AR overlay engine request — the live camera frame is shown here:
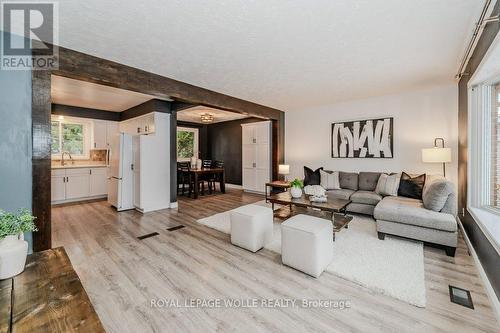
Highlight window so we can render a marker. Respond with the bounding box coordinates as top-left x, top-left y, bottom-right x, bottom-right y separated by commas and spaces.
177, 127, 199, 161
492, 85, 500, 208
51, 116, 91, 159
